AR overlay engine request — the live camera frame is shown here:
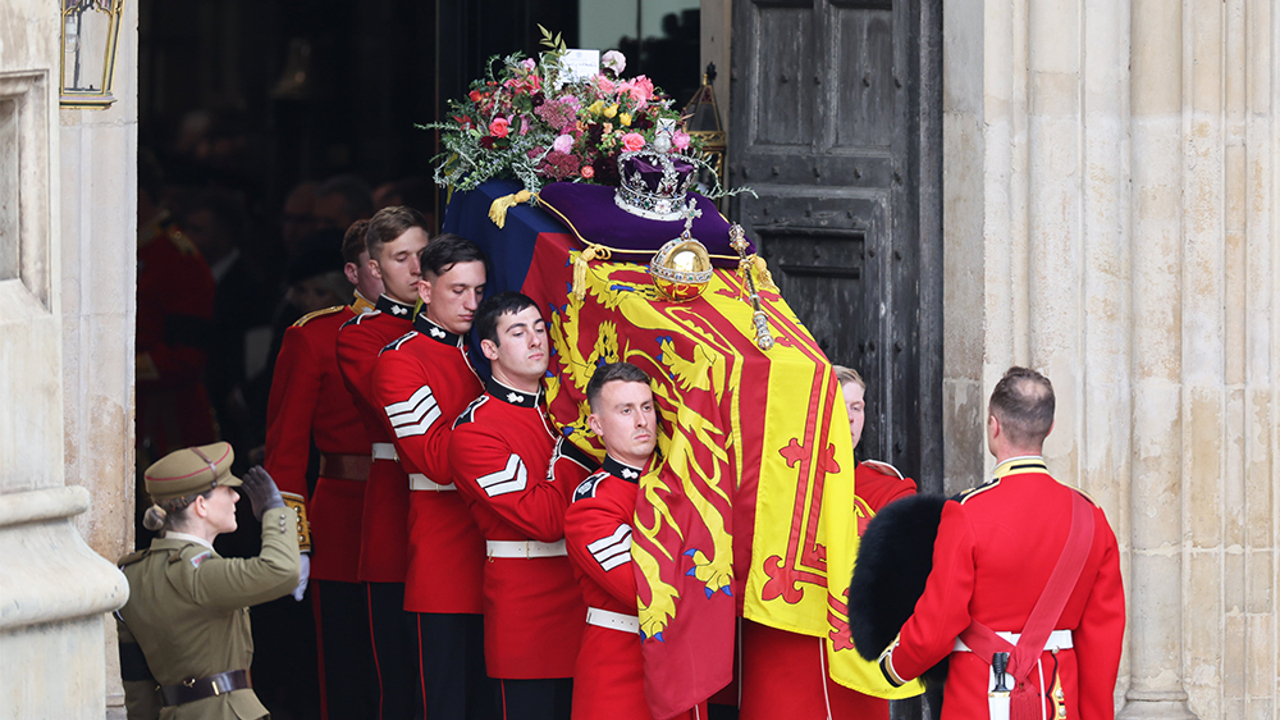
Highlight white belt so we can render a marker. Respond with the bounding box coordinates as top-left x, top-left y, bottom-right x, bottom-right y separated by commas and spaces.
371, 443, 398, 461
410, 473, 455, 491
953, 629, 1073, 653
486, 539, 567, 559
586, 607, 639, 634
